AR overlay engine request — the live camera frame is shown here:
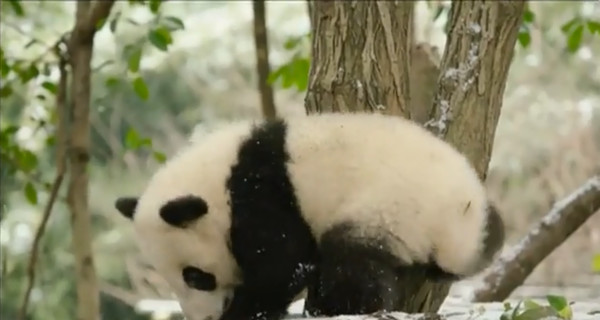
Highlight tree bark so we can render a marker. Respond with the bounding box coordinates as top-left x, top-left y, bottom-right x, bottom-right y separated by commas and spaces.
252, 0, 277, 119
425, 0, 526, 180
472, 176, 600, 302
306, 0, 525, 314
67, 1, 115, 320
305, 1, 412, 116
